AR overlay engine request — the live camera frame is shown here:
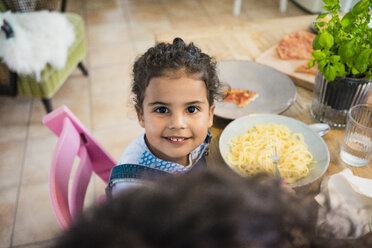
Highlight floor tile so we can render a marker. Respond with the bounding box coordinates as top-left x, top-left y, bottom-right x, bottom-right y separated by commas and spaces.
241, 0, 306, 21
210, 13, 252, 26
162, 0, 206, 19
93, 122, 143, 162
88, 42, 135, 68
131, 18, 172, 35
126, 4, 168, 23
27, 101, 54, 140
86, 9, 126, 25
127, 22, 161, 40
0, 187, 18, 248
121, 0, 161, 10
201, 0, 235, 16
132, 39, 156, 56
13, 239, 56, 248
93, 174, 107, 200
0, 141, 24, 190
53, 76, 91, 128
90, 62, 132, 97
21, 136, 57, 185
65, 0, 85, 13
84, 177, 96, 209
125, 5, 172, 37
87, 22, 131, 47
54, 74, 90, 101
0, 97, 31, 144
12, 182, 61, 246
169, 15, 213, 30
91, 90, 134, 130
86, 0, 120, 11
